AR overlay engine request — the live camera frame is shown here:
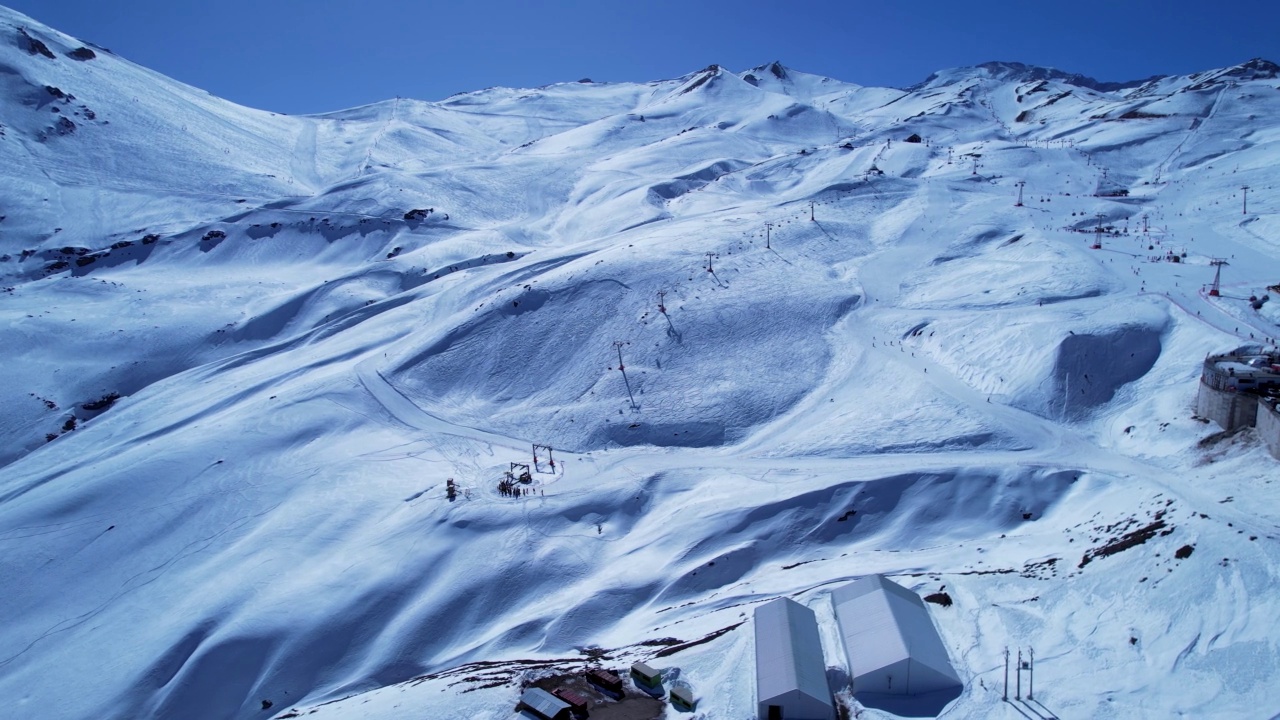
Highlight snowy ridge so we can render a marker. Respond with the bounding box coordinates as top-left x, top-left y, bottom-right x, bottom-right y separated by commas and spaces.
2, 5, 1280, 719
